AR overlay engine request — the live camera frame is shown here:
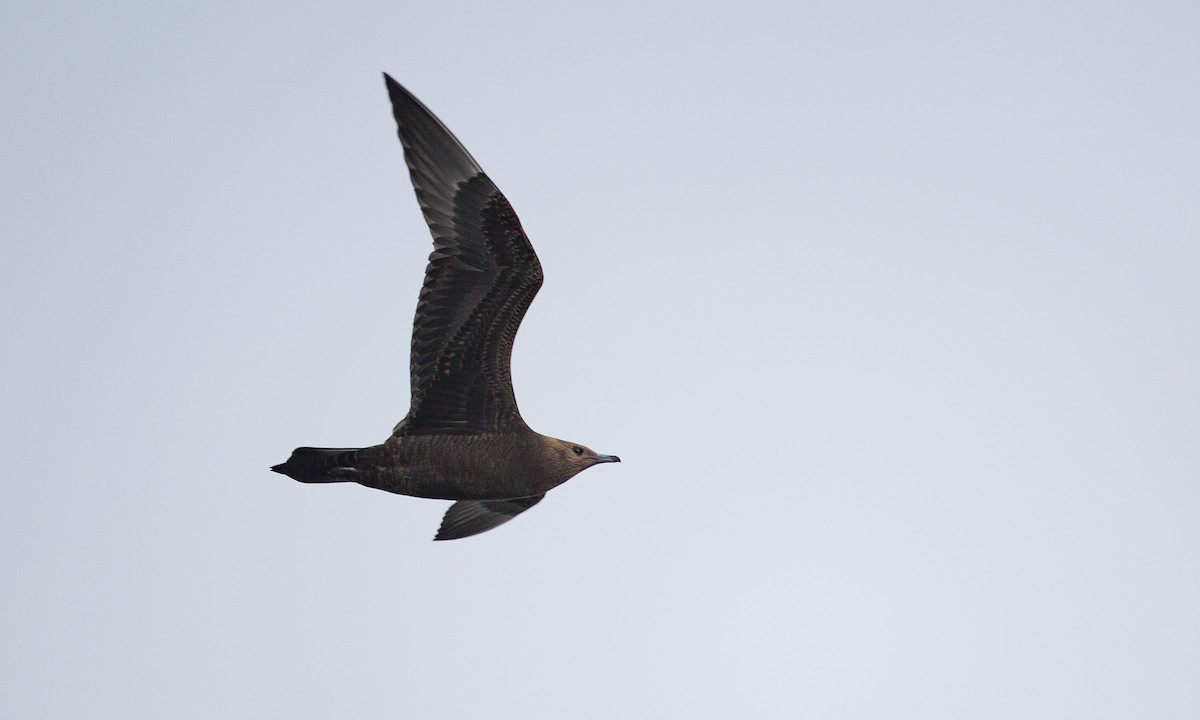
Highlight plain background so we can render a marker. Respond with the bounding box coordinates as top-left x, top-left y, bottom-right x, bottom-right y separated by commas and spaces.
3, 1, 1197, 717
